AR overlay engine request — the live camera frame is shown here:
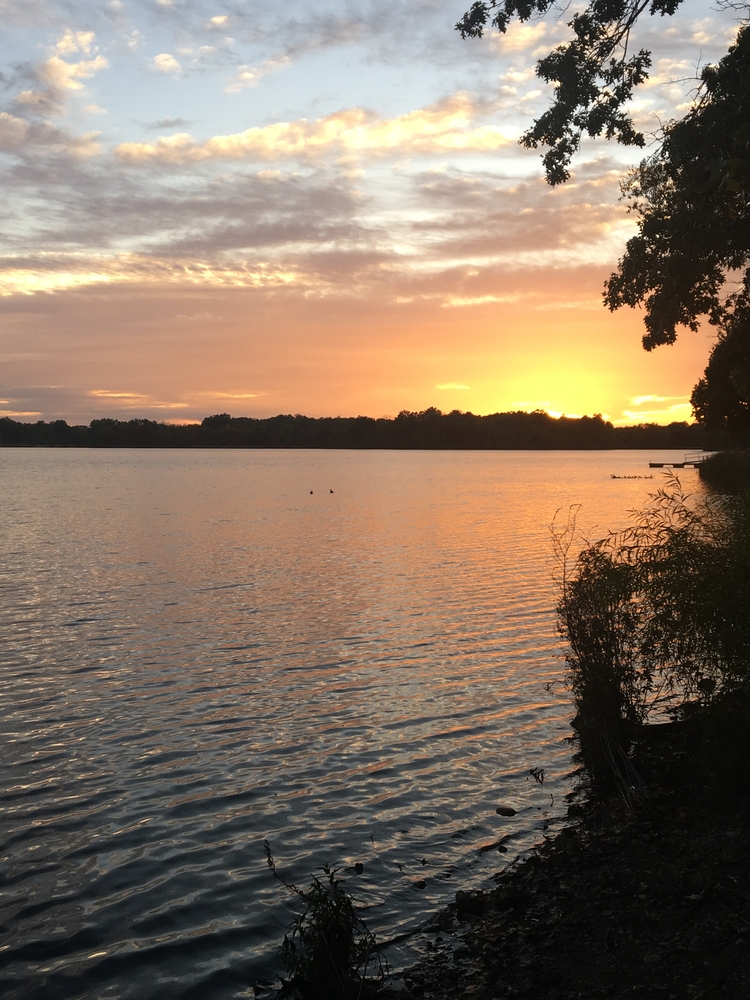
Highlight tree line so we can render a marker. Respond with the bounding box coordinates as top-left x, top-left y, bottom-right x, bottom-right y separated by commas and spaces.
0, 408, 731, 450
